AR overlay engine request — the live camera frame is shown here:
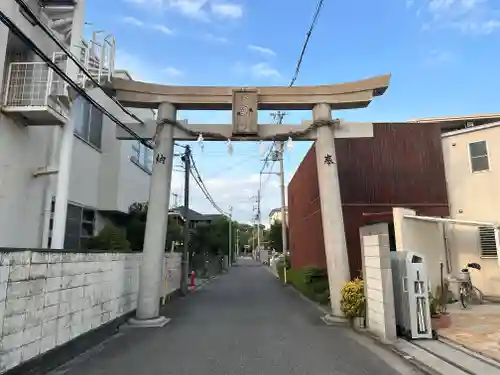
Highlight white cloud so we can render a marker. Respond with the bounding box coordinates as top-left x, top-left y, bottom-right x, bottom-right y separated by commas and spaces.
152, 24, 174, 35
170, 168, 288, 224
121, 16, 174, 35
248, 44, 276, 56
115, 50, 151, 81
115, 50, 184, 83
170, 0, 211, 21
232, 62, 281, 81
210, 2, 243, 18
416, 0, 500, 35
123, 0, 243, 21
423, 49, 455, 65
204, 33, 229, 43
122, 16, 144, 26
163, 66, 183, 77
251, 62, 280, 79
